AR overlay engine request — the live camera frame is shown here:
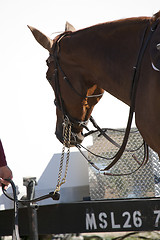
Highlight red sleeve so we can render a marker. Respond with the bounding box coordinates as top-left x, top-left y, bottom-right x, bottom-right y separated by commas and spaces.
0, 140, 7, 167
